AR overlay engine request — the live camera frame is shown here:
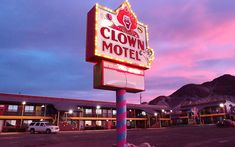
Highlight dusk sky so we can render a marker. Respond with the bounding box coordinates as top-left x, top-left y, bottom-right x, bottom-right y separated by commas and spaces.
1, 0, 235, 104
